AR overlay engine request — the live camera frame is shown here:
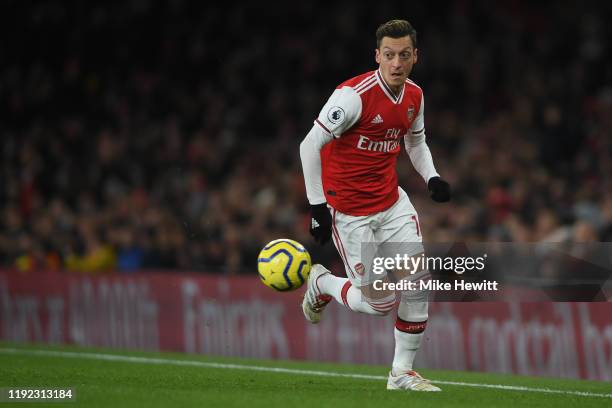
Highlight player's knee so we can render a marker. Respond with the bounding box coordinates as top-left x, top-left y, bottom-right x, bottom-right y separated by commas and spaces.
397, 272, 429, 321
367, 302, 394, 316
400, 287, 429, 304
365, 292, 397, 316
398, 292, 429, 321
